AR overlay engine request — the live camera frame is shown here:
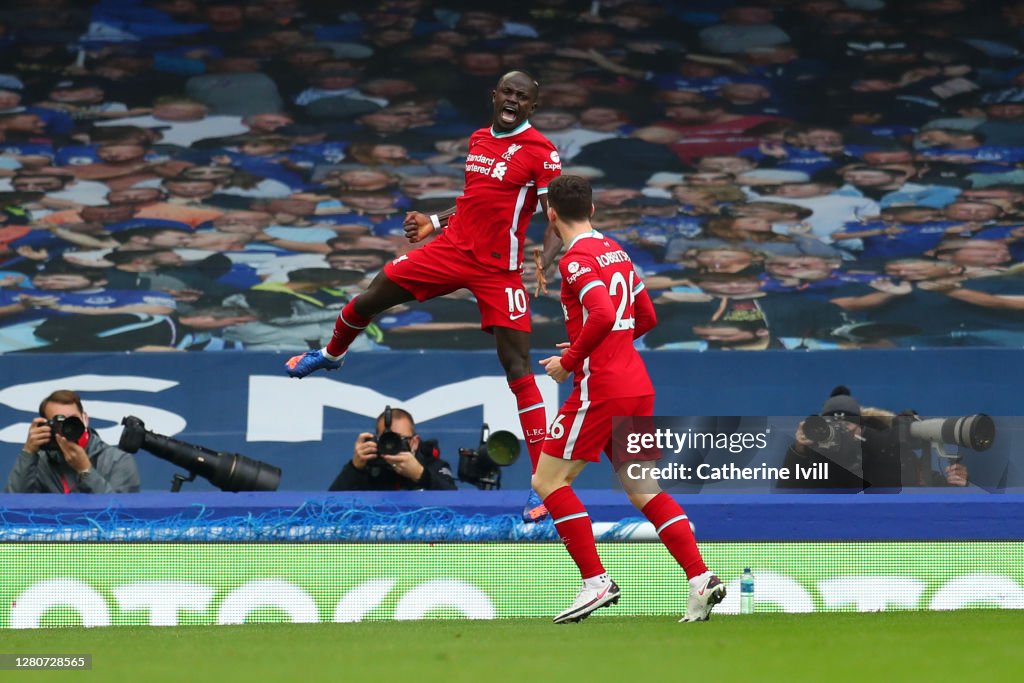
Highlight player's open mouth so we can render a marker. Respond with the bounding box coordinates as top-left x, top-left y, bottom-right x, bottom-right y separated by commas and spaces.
500, 106, 518, 123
